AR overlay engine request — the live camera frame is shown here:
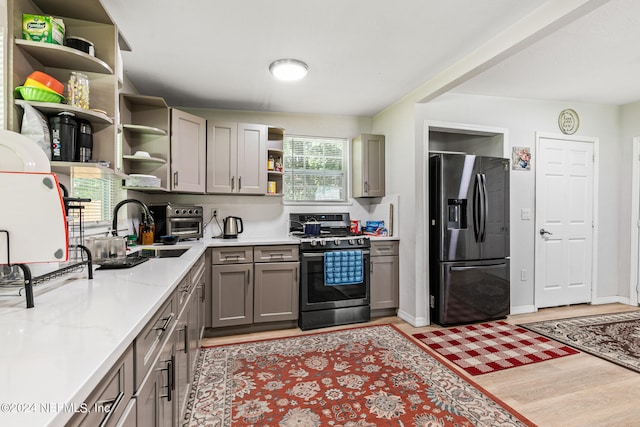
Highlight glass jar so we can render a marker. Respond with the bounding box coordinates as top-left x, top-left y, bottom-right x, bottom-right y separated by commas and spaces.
67, 71, 90, 109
